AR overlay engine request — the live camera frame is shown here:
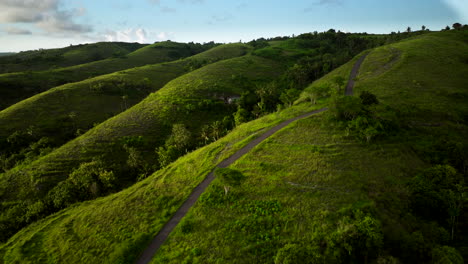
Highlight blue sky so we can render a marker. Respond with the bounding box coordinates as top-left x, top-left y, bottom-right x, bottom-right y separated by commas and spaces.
0, 0, 467, 52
